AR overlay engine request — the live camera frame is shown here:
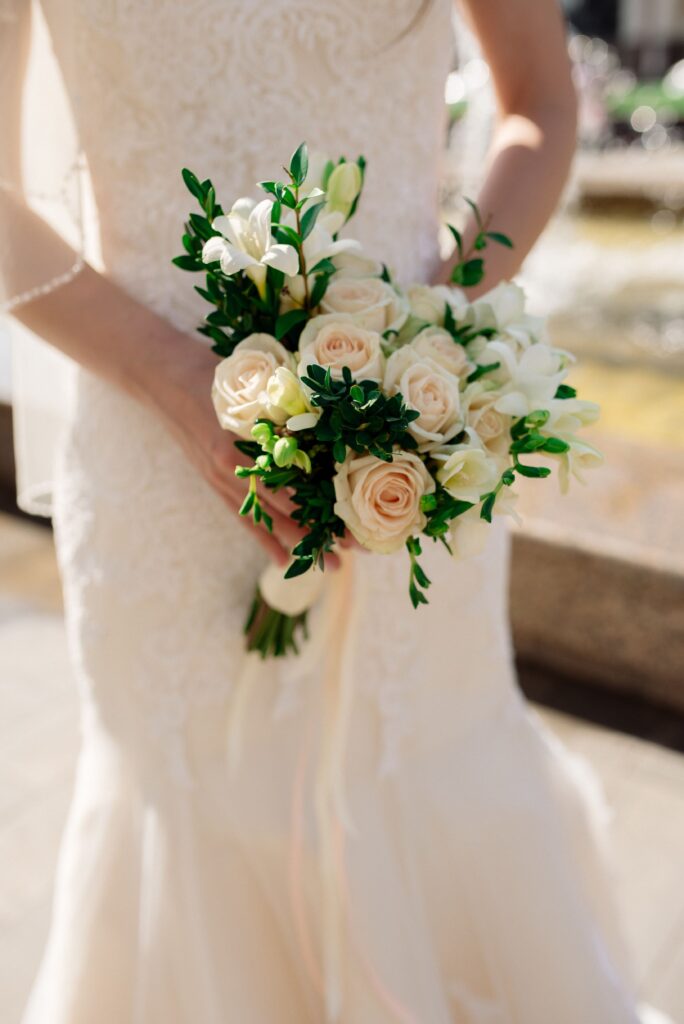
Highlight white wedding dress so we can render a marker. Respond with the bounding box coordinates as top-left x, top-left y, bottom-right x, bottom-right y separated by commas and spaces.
15, 2, 659, 1023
